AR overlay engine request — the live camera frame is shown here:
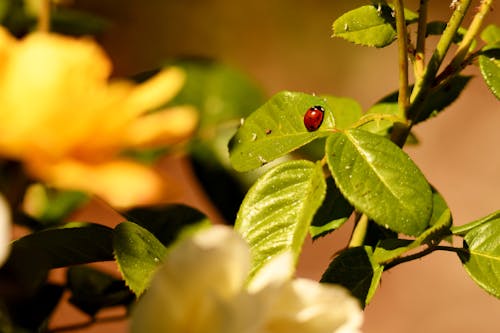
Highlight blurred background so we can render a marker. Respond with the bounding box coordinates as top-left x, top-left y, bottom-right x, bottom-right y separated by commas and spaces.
45, 0, 500, 332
